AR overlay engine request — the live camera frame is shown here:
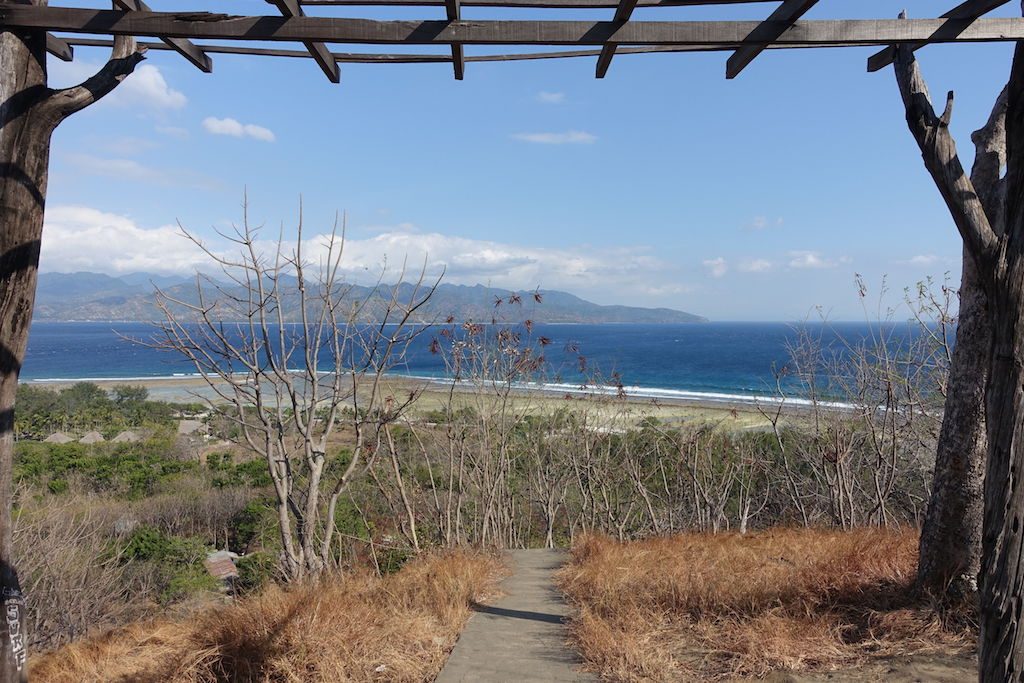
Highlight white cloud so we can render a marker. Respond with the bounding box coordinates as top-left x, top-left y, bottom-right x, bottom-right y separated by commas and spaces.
513, 130, 596, 145
536, 91, 566, 104
38, 207, 676, 302
50, 61, 186, 110
41, 206, 206, 275
903, 254, 941, 266
325, 229, 661, 292
642, 284, 695, 296
749, 216, 783, 230
118, 65, 187, 109
738, 259, 773, 273
66, 154, 161, 181
63, 154, 218, 190
202, 117, 276, 142
702, 257, 728, 278
788, 251, 843, 270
